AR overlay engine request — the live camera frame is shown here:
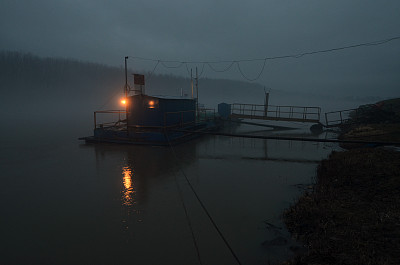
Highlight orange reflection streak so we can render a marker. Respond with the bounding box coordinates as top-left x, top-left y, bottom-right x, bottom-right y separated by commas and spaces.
122, 166, 135, 206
